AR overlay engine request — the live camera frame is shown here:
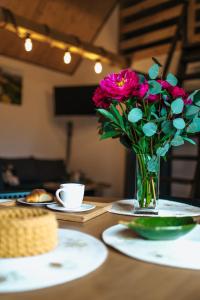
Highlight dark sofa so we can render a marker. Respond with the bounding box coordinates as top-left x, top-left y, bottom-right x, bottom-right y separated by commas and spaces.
0, 157, 68, 192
